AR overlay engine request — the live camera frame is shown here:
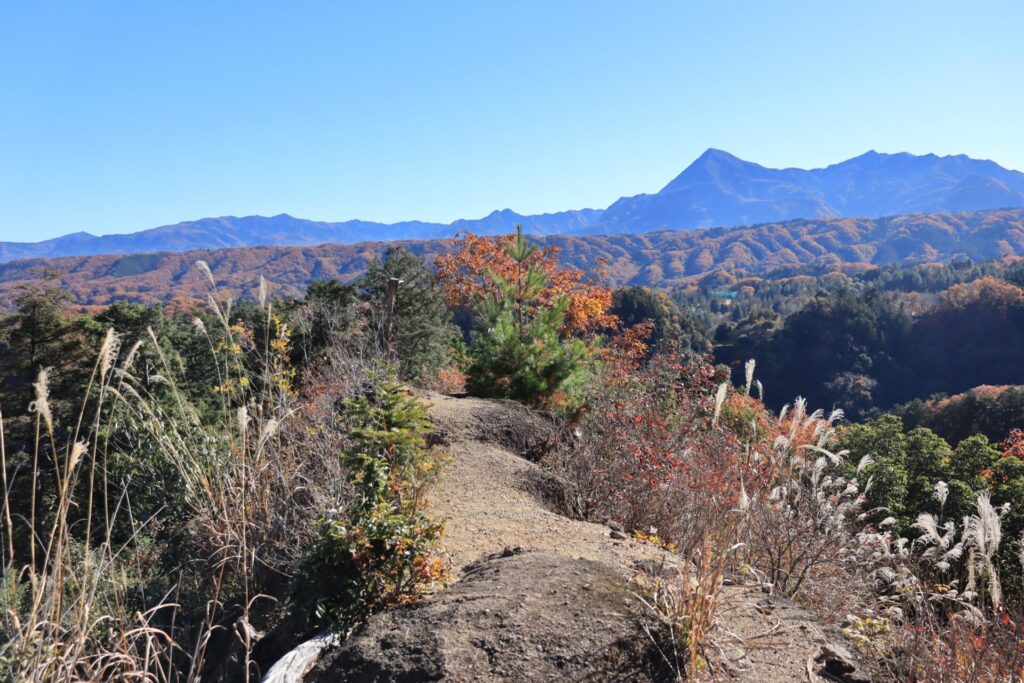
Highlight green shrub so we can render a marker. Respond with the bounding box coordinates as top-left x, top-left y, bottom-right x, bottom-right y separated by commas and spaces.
464, 227, 591, 405
611, 285, 711, 353
299, 373, 445, 634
